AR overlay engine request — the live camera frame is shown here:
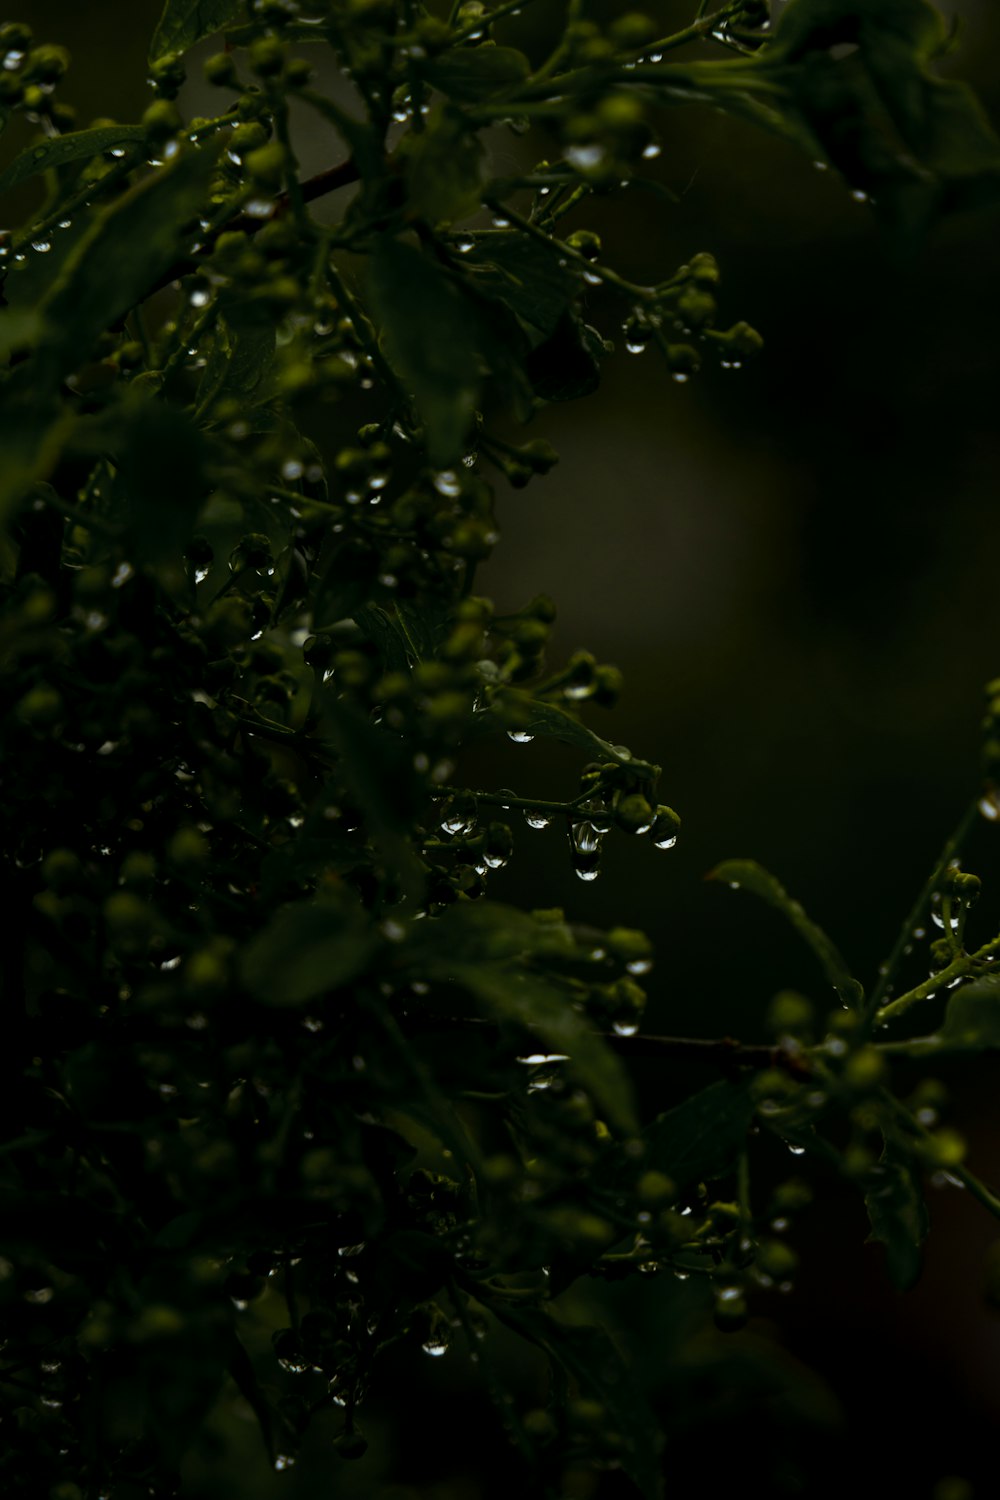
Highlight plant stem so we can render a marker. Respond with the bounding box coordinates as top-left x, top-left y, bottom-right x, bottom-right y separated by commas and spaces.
863, 795, 979, 1027
874, 930, 1000, 1026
